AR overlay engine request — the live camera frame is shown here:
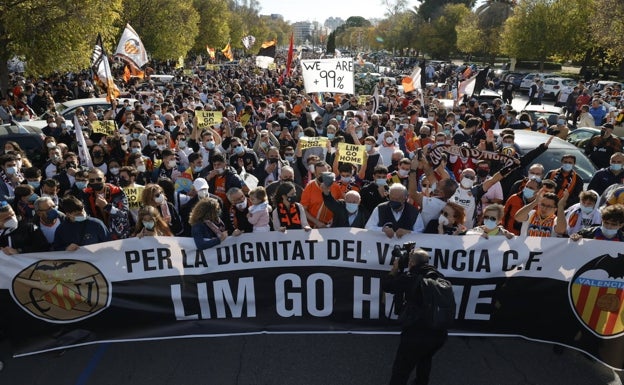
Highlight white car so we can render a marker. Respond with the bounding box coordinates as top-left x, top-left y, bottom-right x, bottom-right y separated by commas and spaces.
519, 73, 557, 91
541, 77, 576, 99
22, 97, 138, 130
